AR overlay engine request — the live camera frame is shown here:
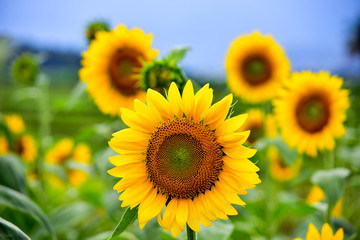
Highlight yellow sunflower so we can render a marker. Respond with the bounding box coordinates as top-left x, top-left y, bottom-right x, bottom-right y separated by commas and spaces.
73, 143, 92, 164
306, 185, 342, 217
274, 72, 350, 156
238, 109, 264, 144
67, 169, 89, 187
15, 134, 38, 163
79, 24, 159, 116
225, 32, 290, 103
45, 138, 74, 164
108, 80, 260, 237
294, 223, 343, 240
265, 114, 278, 138
3, 114, 25, 134
268, 146, 301, 181
0, 136, 9, 155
